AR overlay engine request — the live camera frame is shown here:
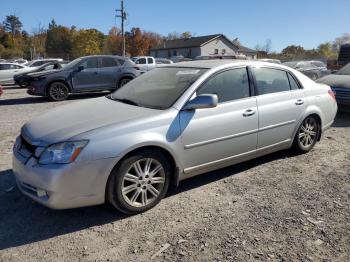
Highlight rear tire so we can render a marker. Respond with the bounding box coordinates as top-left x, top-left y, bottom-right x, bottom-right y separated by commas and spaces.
47, 82, 69, 101
118, 77, 132, 89
107, 150, 171, 214
293, 116, 320, 153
